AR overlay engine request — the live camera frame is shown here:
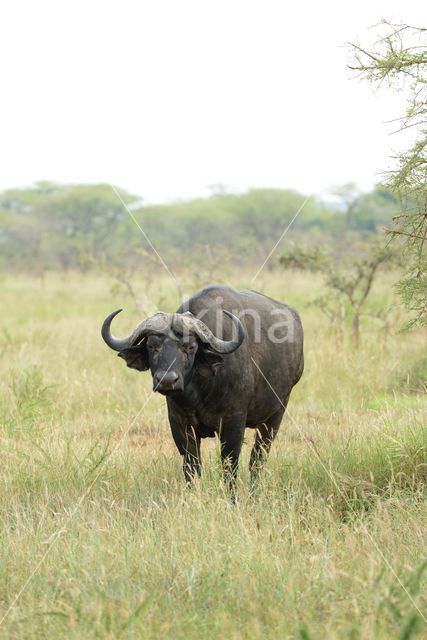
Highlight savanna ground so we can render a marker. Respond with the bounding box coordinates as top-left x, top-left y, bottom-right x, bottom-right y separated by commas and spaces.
0, 269, 426, 639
